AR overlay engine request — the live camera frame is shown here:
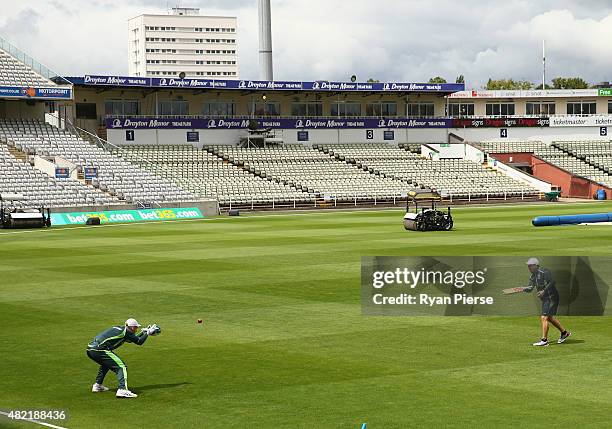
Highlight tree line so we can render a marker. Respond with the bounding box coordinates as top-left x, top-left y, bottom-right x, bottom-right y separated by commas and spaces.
360, 75, 597, 90
425, 76, 594, 90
